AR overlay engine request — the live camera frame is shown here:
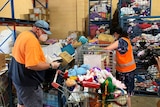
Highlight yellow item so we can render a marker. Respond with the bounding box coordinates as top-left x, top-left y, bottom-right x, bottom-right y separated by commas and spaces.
89, 38, 98, 43
107, 104, 112, 107
69, 76, 78, 80
72, 40, 82, 48
98, 33, 115, 43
